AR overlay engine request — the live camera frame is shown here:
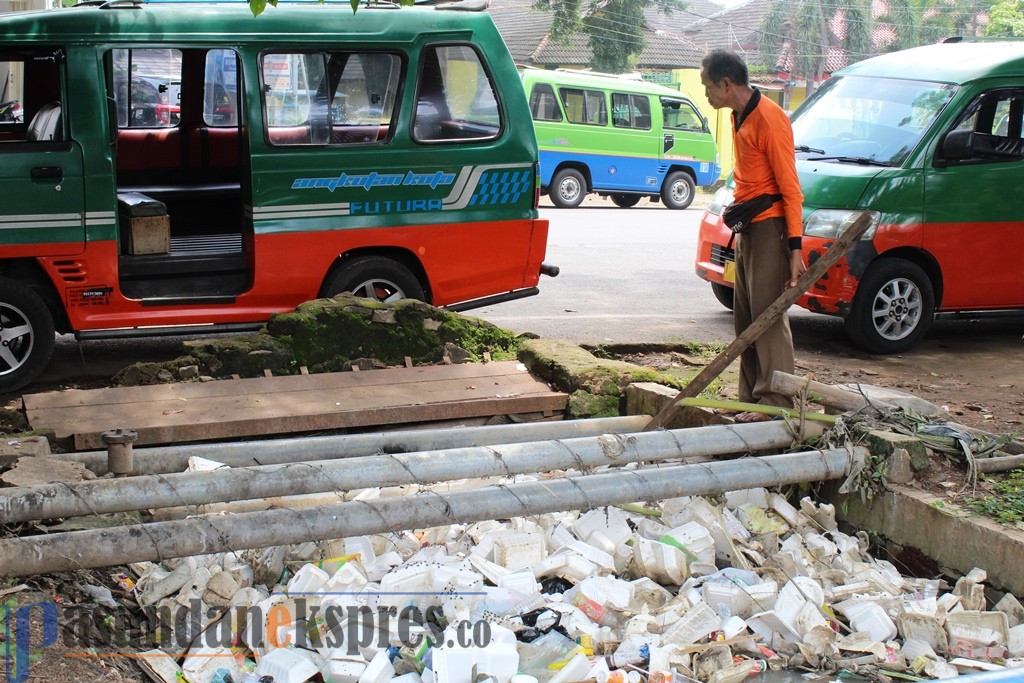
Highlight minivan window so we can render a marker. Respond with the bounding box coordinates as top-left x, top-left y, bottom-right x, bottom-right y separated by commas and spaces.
529, 82, 561, 122
611, 92, 651, 129
948, 88, 1024, 163
413, 44, 500, 142
204, 49, 239, 127
112, 48, 182, 128
559, 87, 607, 126
791, 75, 956, 166
955, 89, 1024, 137
0, 48, 64, 142
662, 97, 704, 132
263, 51, 401, 145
